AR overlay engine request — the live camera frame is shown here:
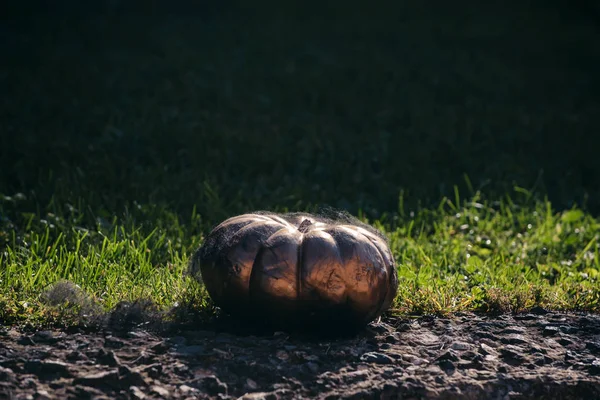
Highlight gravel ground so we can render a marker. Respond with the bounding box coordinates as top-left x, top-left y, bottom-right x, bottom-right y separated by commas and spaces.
1, 309, 600, 399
